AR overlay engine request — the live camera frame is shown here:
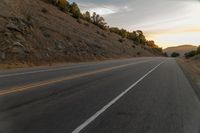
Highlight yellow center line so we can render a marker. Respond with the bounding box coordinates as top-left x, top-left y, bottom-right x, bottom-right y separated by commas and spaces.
0, 59, 155, 96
